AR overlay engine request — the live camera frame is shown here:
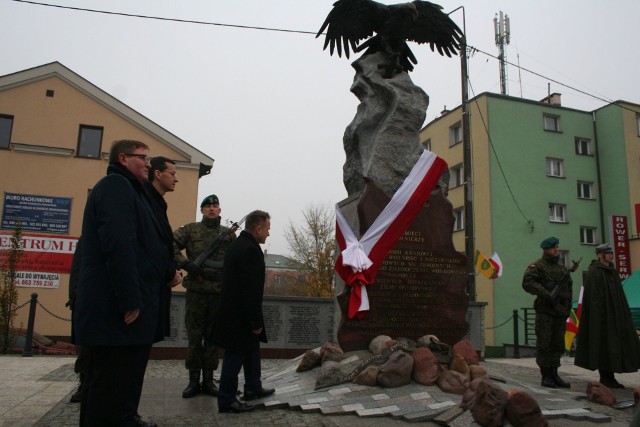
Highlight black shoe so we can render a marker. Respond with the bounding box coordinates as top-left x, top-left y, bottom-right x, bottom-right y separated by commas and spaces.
552, 369, 571, 388
69, 374, 84, 403
69, 388, 83, 403
243, 387, 275, 401
182, 370, 201, 398
132, 415, 158, 427
218, 399, 255, 413
182, 381, 201, 398
541, 376, 557, 388
201, 370, 219, 396
600, 378, 625, 389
